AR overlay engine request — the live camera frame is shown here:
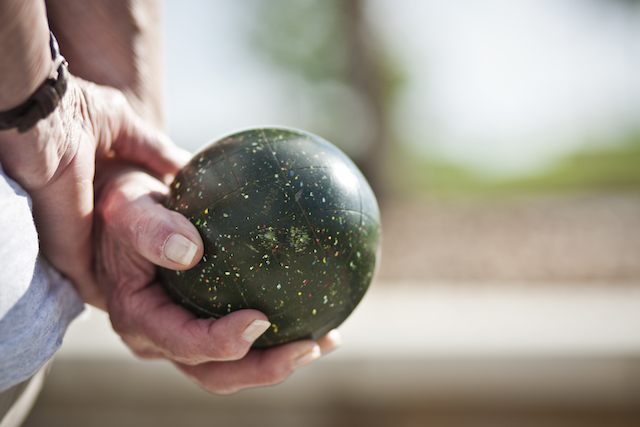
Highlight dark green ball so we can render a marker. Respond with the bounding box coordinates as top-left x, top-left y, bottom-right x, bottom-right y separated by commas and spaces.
159, 127, 381, 348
